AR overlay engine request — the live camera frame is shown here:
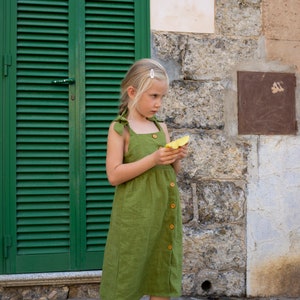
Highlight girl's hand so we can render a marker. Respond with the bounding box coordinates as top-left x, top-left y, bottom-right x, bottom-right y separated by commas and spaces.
170, 144, 188, 174
176, 144, 188, 160
153, 145, 188, 166
154, 147, 181, 165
